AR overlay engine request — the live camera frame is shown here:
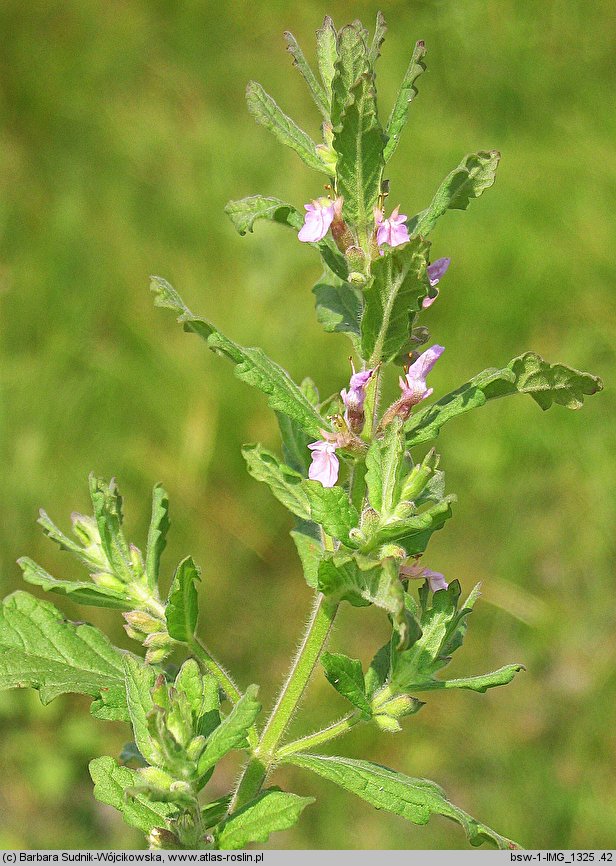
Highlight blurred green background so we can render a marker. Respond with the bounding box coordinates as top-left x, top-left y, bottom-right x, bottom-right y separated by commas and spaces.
0, 0, 614, 850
